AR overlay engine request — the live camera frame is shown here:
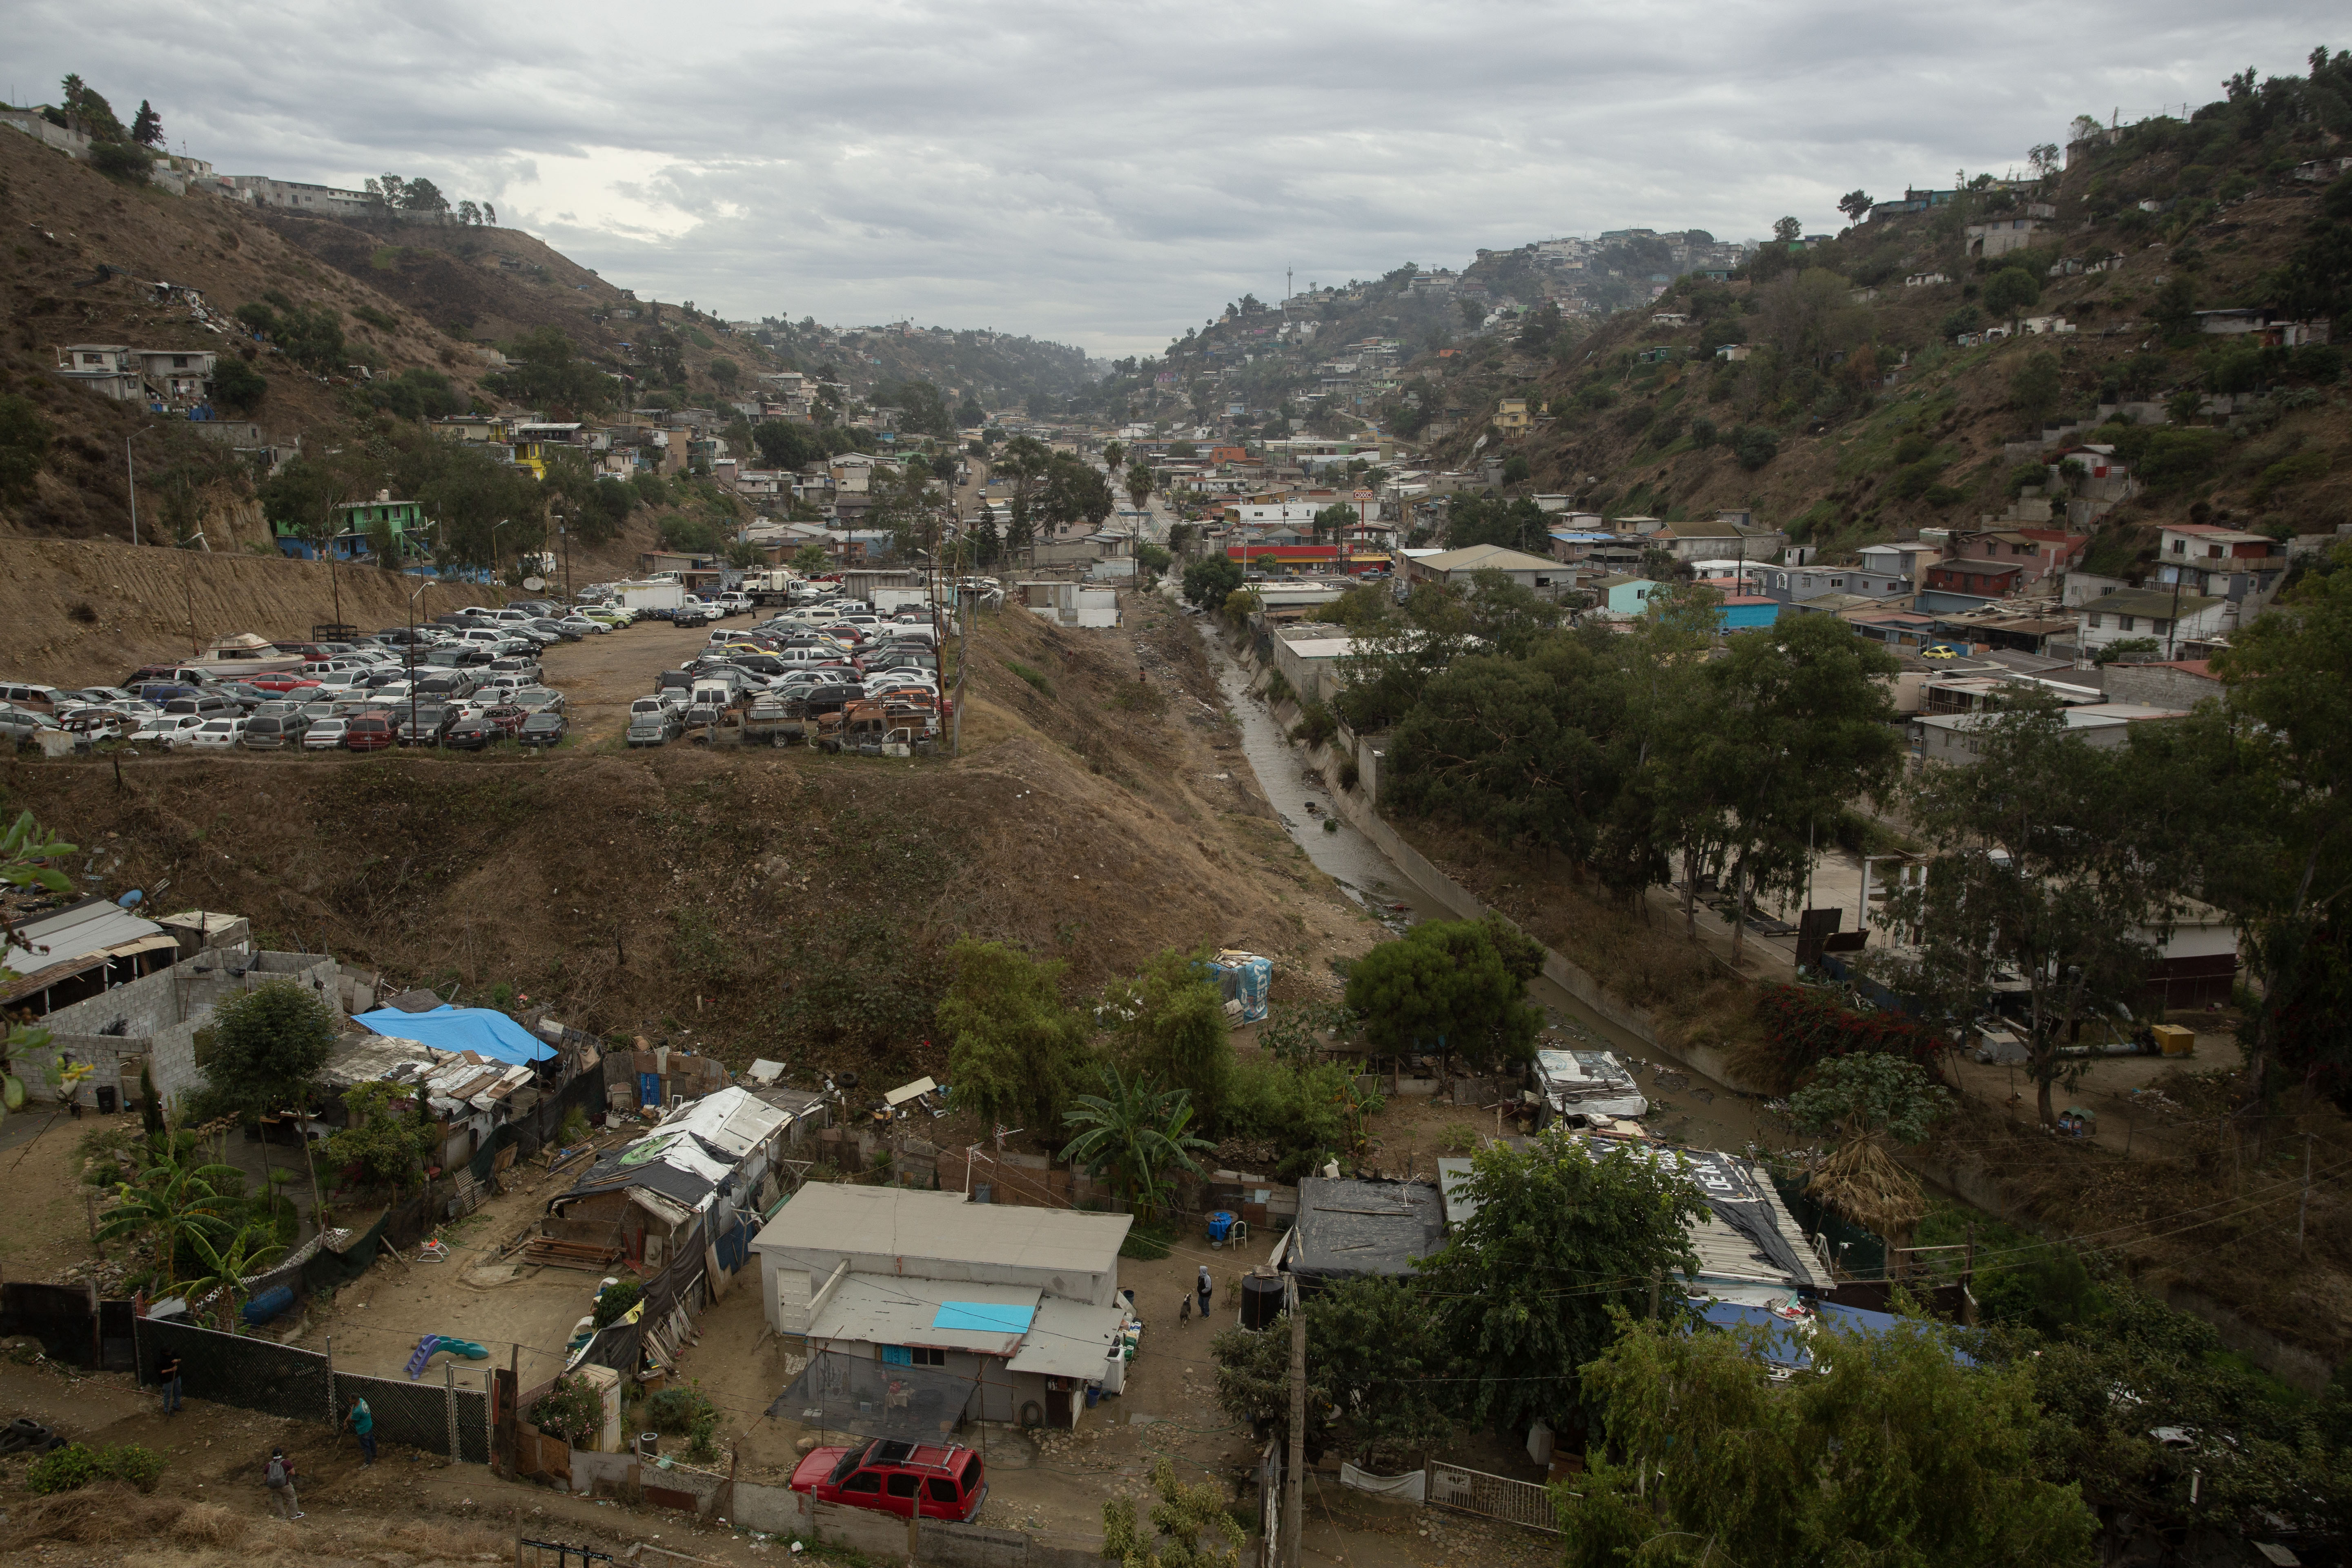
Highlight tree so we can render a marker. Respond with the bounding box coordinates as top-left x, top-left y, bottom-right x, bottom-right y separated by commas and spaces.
2159, 559, 2352, 1119
1182, 553, 1243, 608
489, 327, 614, 419
1786, 1053, 1953, 1253
57, 76, 127, 142
211, 356, 266, 414
936, 939, 1095, 1131
2009, 350, 2063, 427
325, 1081, 439, 1190
180, 1222, 288, 1327
1416, 1136, 1704, 1434
1209, 1276, 1455, 1466
1690, 613, 1902, 964
1343, 916, 1545, 1074
1125, 460, 1156, 512
398, 177, 449, 216
1982, 266, 2043, 317
1773, 215, 1803, 243
203, 978, 337, 1210
1059, 1065, 1212, 1219
1103, 949, 1232, 1129
995, 434, 1052, 561
1874, 699, 2183, 1125
129, 100, 163, 147
1837, 189, 1875, 225
1564, 1312, 2097, 1568
708, 357, 740, 394
1309, 502, 1355, 548
2028, 142, 2062, 179
791, 541, 830, 574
